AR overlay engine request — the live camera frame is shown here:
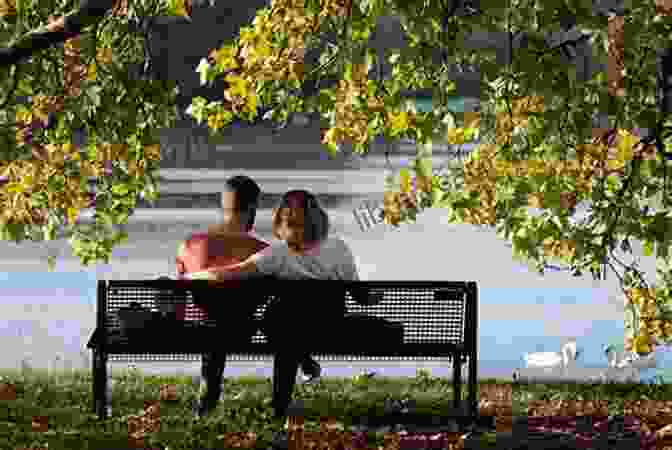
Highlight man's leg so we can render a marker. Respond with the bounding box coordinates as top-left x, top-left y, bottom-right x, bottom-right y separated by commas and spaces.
198, 349, 226, 415
197, 312, 259, 416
